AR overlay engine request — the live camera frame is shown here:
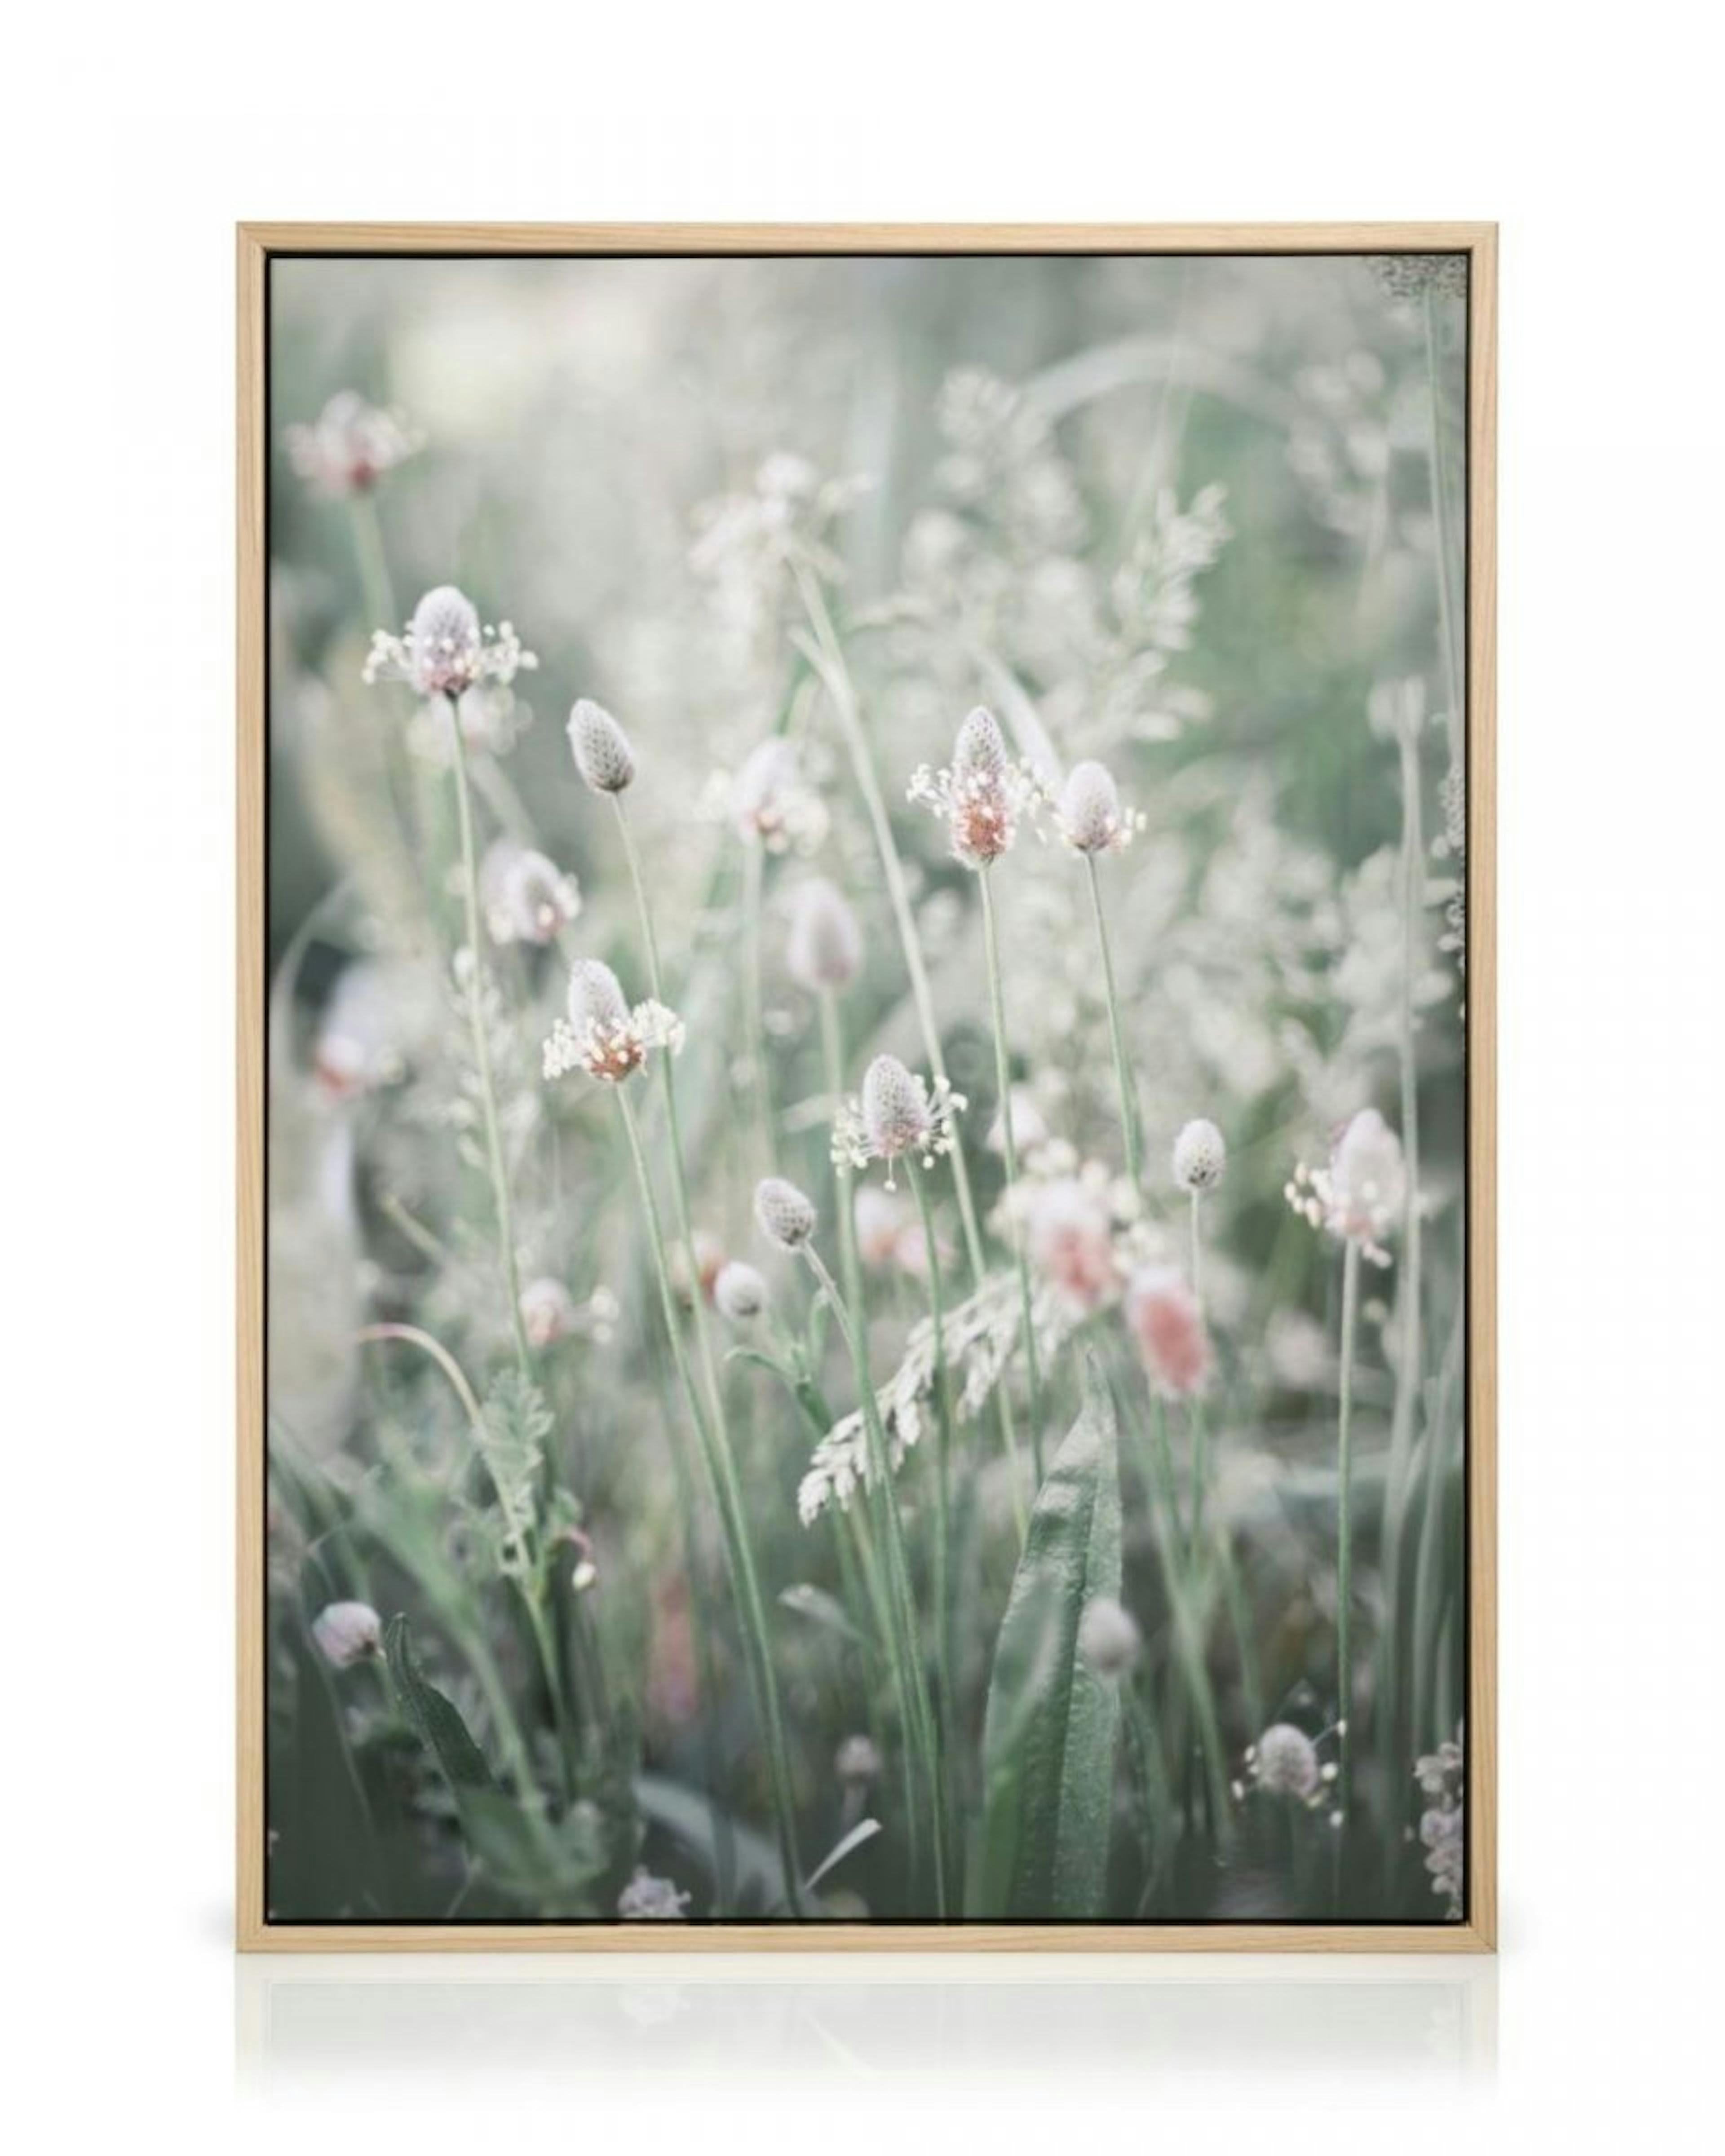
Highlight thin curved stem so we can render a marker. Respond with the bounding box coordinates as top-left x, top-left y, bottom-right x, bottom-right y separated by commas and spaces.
740, 840, 775, 1173
1336, 1235, 1362, 1887
979, 866, 1044, 1481
1084, 852, 1142, 1189
447, 710, 531, 1376
906, 1157, 959, 1886
818, 988, 866, 1327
